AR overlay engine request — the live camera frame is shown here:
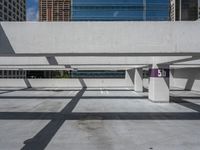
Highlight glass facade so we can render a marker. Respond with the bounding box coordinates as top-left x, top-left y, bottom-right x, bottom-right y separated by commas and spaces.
180, 0, 198, 21
173, 0, 199, 21
72, 0, 170, 21
0, 70, 125, 79
71, 70, 125, 78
